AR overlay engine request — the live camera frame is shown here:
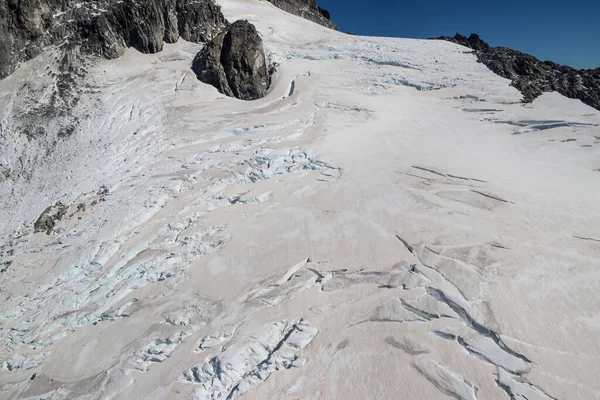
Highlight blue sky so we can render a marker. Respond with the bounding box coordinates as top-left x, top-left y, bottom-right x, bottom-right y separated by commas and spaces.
318, 0, 600, 69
